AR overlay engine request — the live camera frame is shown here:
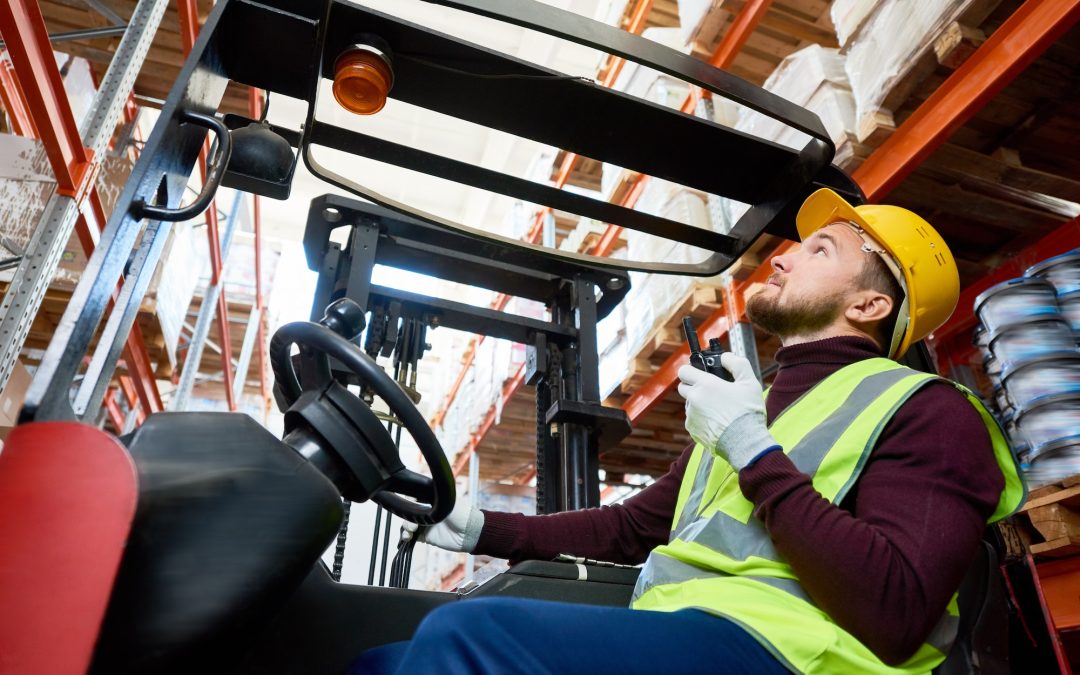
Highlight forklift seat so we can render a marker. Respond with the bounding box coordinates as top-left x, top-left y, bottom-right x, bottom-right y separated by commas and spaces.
933, 540, 1010, 675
